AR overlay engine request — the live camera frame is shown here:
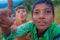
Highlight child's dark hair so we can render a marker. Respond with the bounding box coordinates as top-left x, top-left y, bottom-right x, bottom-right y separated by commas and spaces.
16, 6, 25, 11
32, 0, 54, 16
15, 6, 27, 14
14, 6, 27, 16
